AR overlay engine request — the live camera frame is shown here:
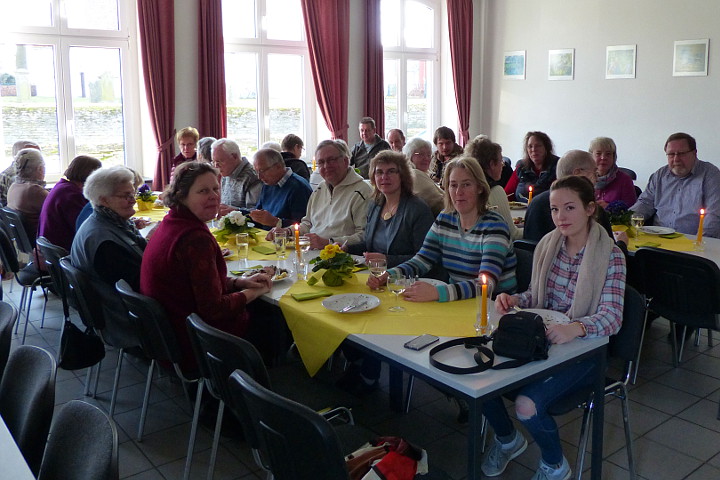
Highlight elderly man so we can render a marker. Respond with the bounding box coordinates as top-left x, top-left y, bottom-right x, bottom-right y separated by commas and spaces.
428, 126, 463, 183
269, 139, 372, 249
211, 138, 262, 216
249, 148, 312, 228
631, 132, 720, 237
524, 150, 613, 242
350, 117, 390, 178
280, 133, 311, 180
387, 128, 406, 152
